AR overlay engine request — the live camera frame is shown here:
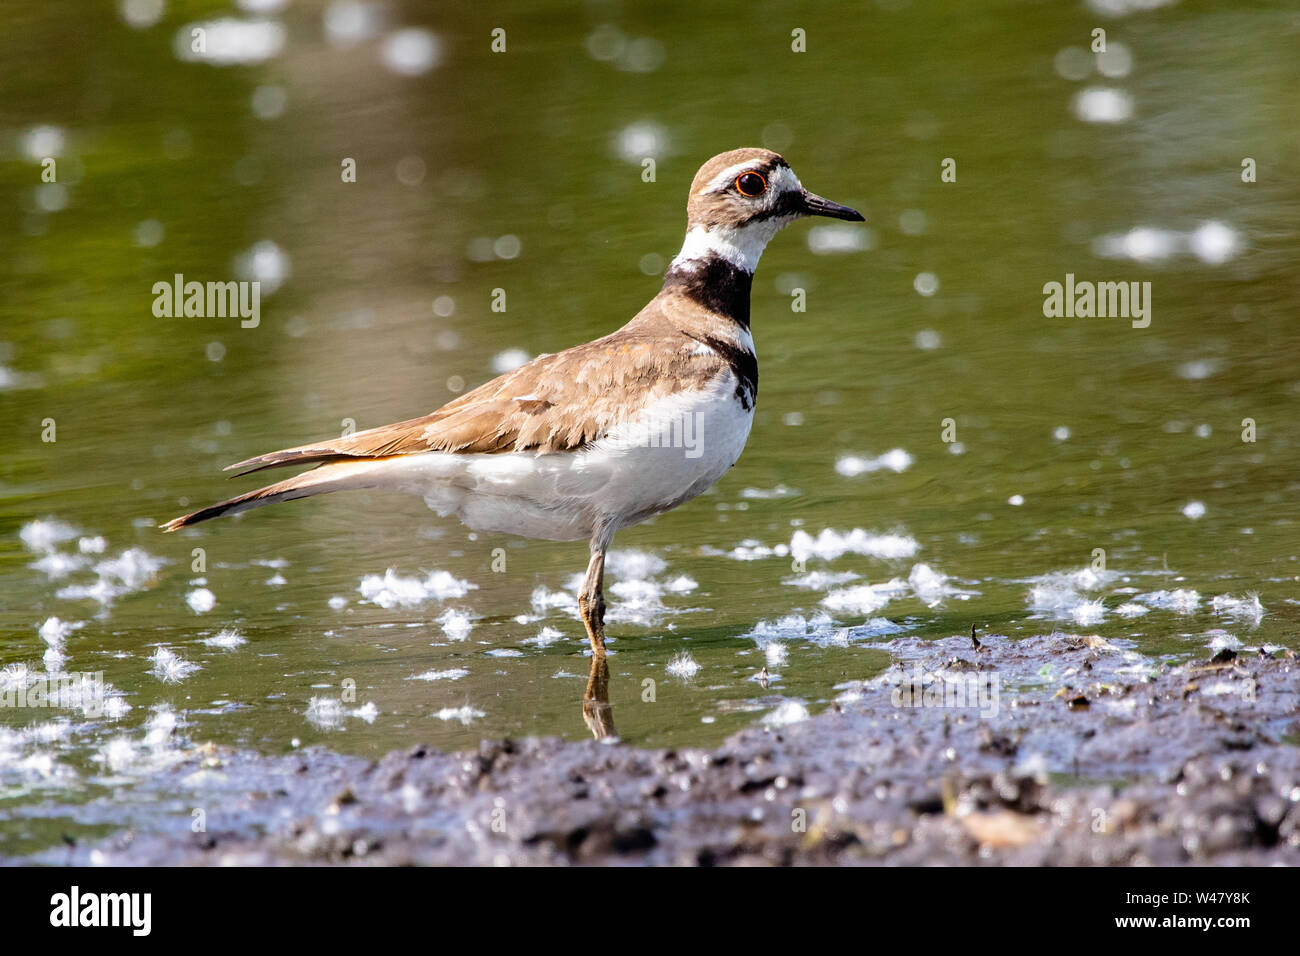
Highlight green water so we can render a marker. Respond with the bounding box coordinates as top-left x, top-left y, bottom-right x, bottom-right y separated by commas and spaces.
2, 0, 1298, 851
